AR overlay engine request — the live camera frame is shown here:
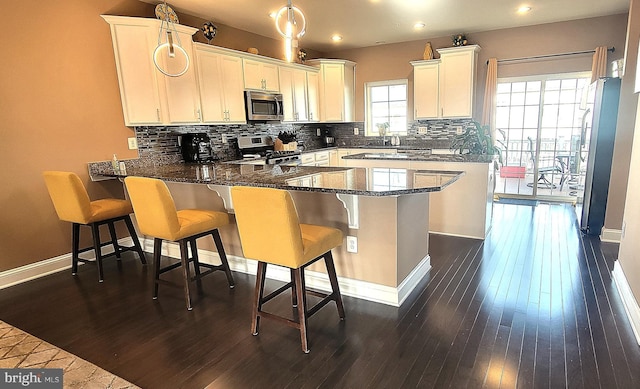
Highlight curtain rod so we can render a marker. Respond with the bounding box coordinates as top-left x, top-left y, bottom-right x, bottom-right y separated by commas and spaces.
487, 47, 615, 65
